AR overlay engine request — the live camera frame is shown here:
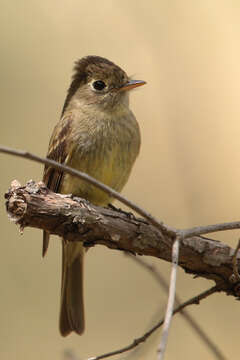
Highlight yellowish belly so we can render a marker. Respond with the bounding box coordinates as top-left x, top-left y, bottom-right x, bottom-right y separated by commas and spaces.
61, 145, 134, 206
